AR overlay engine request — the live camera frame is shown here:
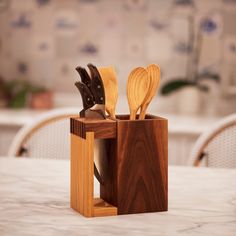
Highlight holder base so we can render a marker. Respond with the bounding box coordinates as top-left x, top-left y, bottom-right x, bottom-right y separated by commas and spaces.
71, 131, 117, 217
93, 198, 117, 217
